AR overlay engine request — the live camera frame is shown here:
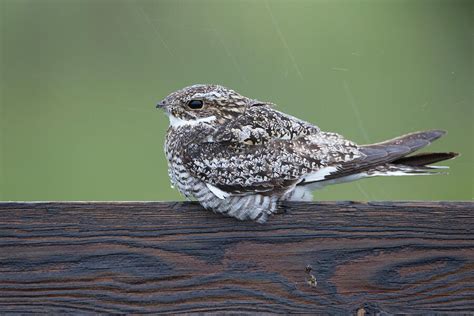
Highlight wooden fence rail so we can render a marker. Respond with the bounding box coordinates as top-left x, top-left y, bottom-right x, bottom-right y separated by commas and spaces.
0, 201, 473, 314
